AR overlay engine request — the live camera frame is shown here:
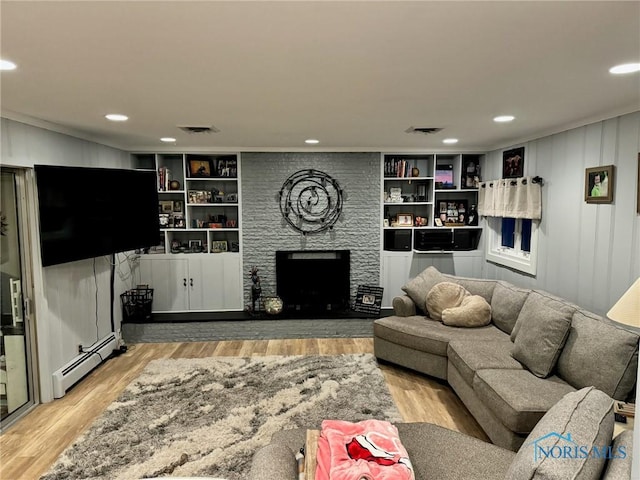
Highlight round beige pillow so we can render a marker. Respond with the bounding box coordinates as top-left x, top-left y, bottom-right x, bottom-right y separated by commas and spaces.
442, 295, 492, 327
426, 282, 468, 320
